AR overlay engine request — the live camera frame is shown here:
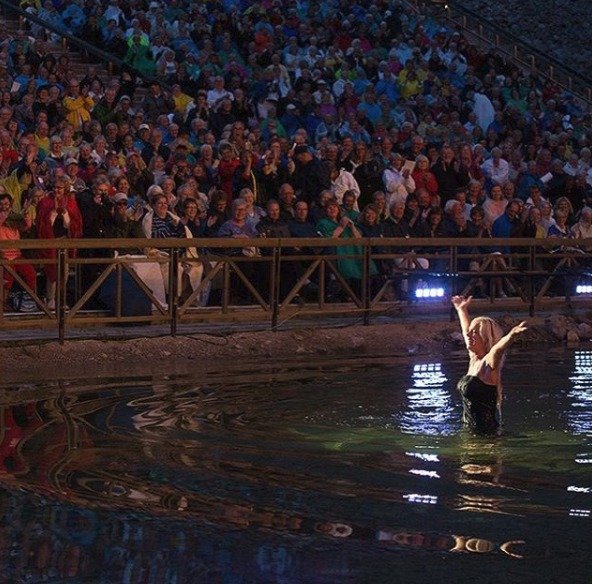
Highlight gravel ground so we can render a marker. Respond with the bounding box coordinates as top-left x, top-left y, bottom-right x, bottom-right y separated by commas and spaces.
454, 0, 592, 78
